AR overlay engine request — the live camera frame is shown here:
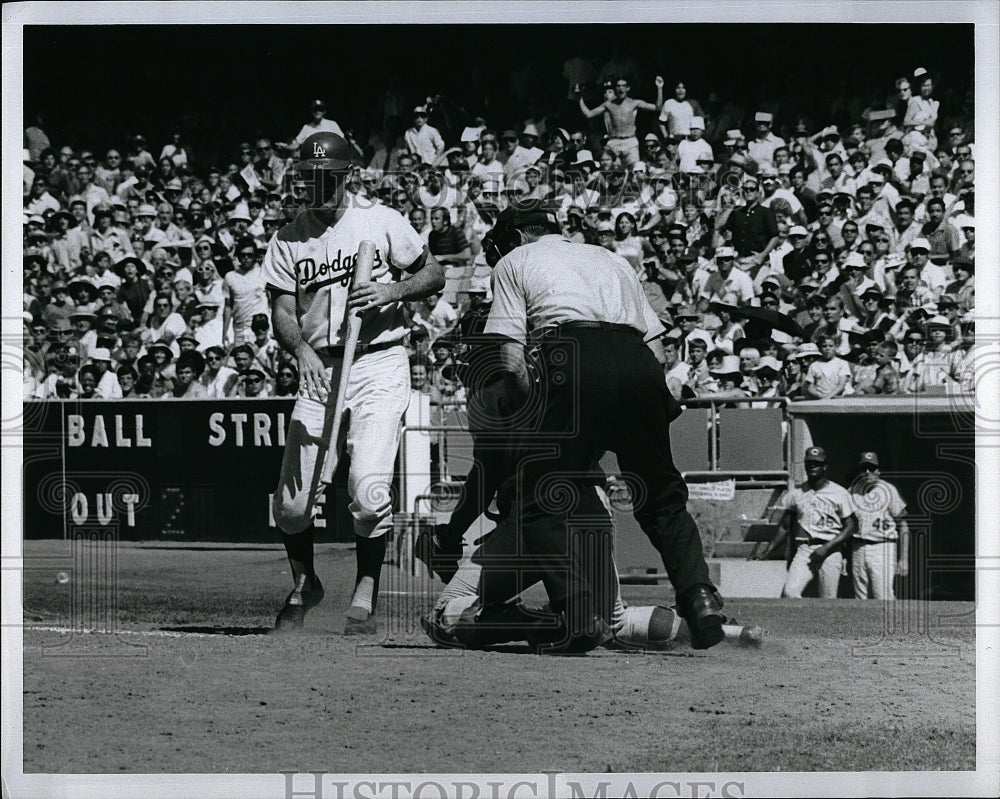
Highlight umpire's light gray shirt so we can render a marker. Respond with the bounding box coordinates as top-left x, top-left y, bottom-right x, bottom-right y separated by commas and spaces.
484, 235, 666, 345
